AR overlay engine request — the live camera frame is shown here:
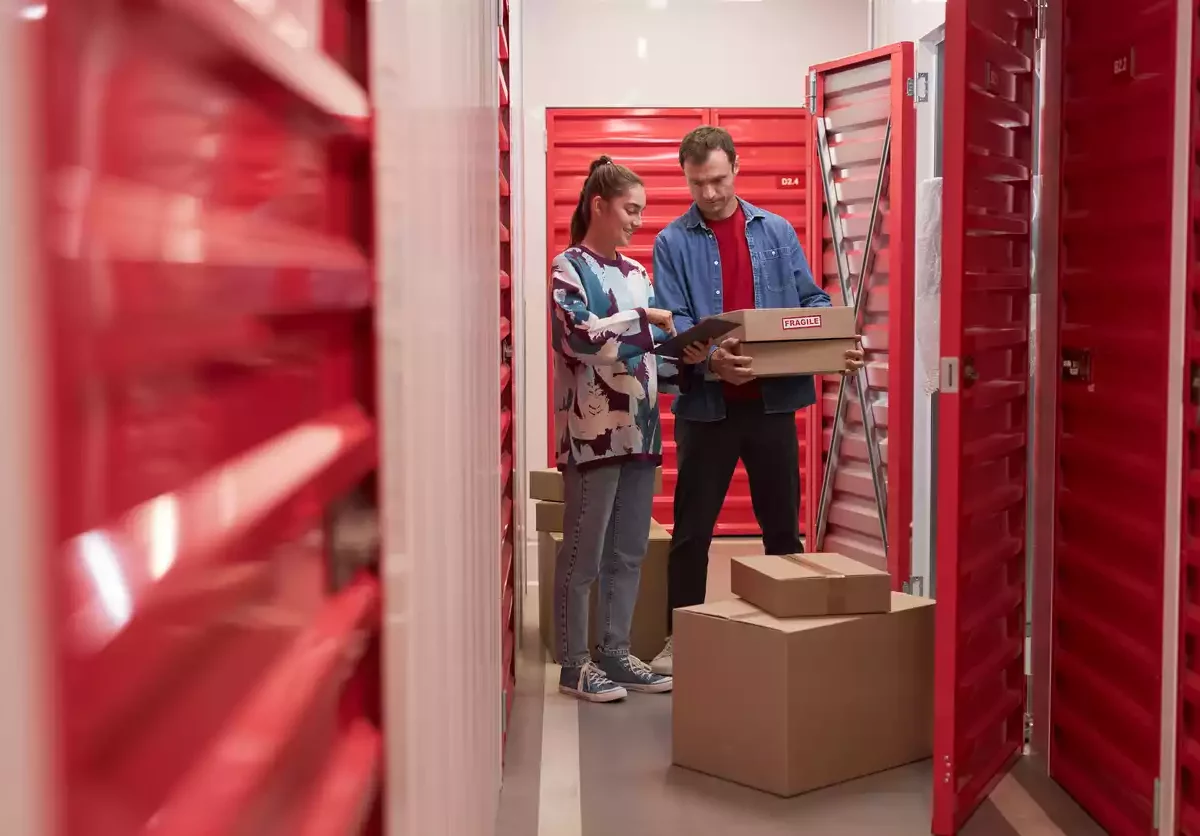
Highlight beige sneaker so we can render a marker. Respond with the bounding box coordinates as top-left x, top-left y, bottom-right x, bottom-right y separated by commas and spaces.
650, 636, 673, 676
